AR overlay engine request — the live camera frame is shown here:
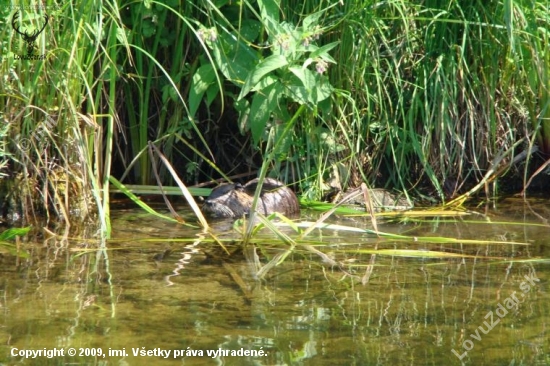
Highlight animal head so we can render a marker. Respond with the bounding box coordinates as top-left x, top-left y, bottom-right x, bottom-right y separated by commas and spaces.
12, 10, 49, 55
